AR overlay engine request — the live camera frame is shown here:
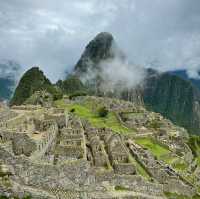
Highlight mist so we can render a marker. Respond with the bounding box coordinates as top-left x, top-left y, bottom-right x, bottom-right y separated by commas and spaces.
80, 42, 147, 93
1, 0, 200, 82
